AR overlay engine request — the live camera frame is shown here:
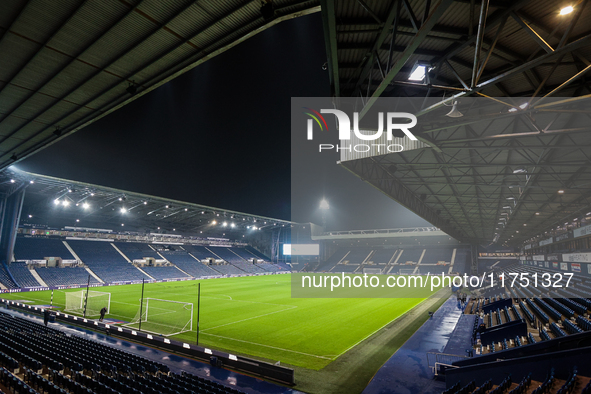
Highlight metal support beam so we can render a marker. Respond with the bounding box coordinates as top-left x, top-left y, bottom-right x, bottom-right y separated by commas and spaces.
320, 0, 340, 97
360, 0, 455, 118
471, 0, 490, 88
